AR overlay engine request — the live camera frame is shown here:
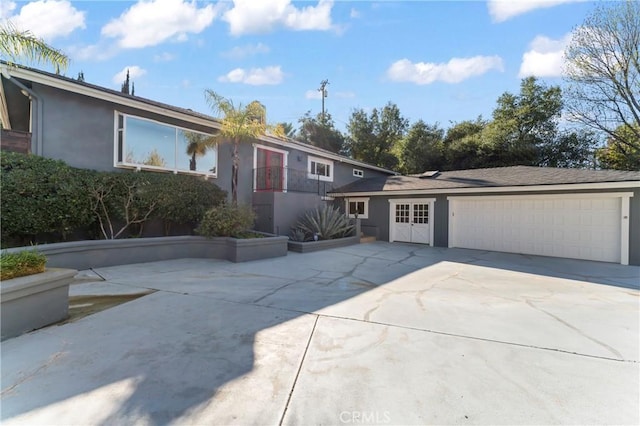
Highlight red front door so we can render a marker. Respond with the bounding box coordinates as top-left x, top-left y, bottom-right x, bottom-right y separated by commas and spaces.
257, 148, 284, 191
